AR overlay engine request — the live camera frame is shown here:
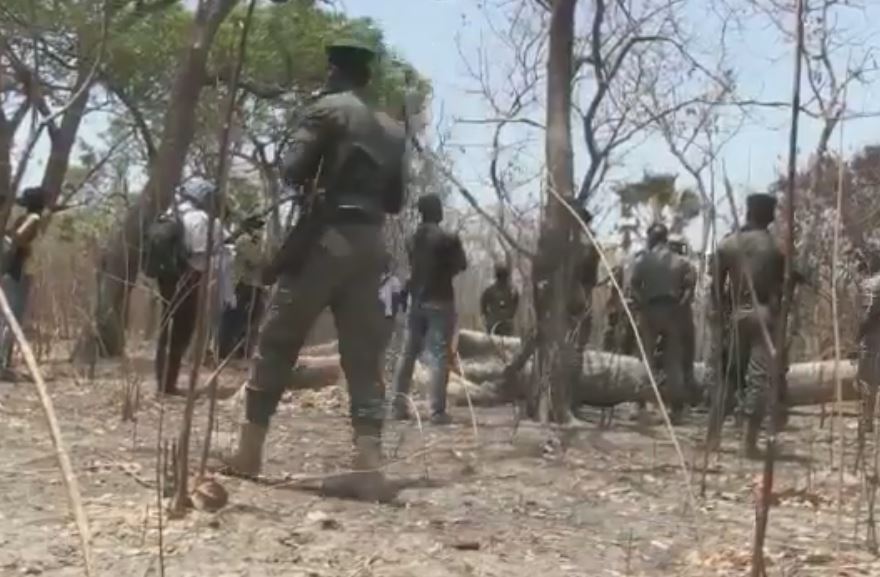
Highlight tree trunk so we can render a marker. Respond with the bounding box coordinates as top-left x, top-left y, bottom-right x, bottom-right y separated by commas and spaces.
40, 70, 93, 206
275, 331, 860, 409
532, 0, 578, 423
76, 0, 239, 361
